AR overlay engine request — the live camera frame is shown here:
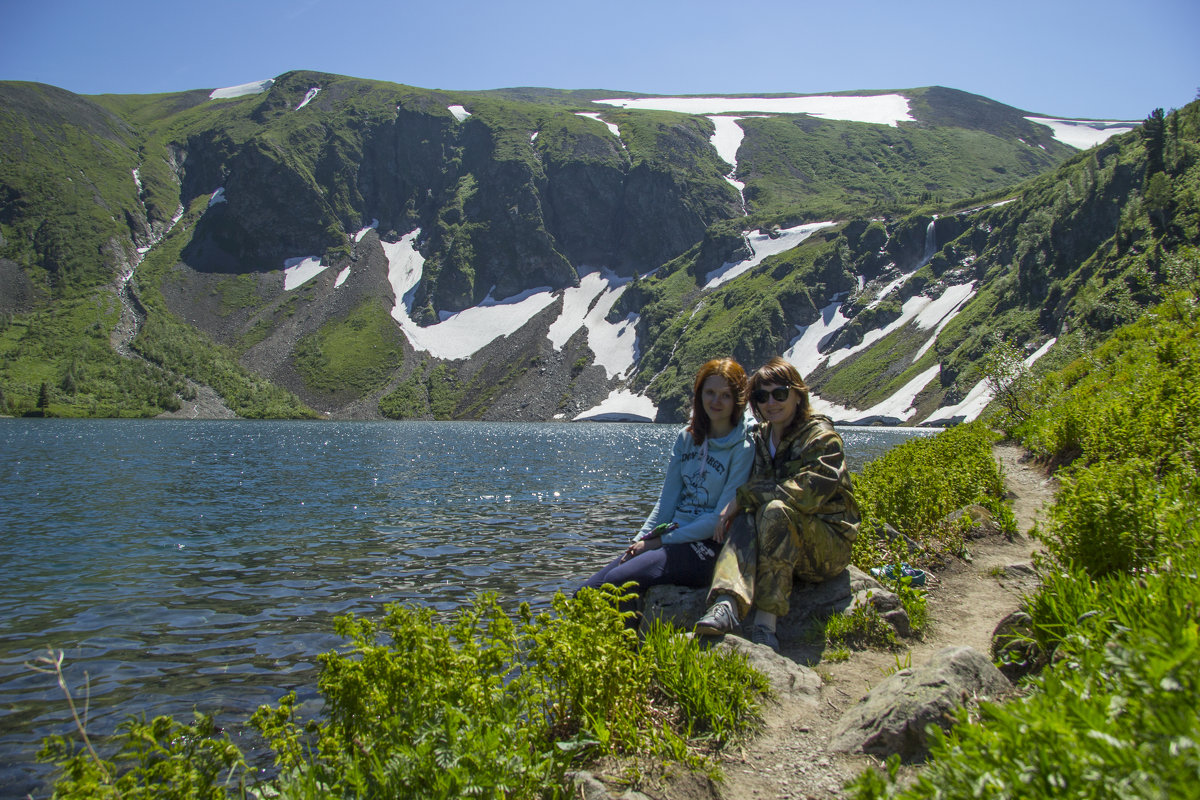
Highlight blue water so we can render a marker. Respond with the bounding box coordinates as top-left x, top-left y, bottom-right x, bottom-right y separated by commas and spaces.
0, 418, 932, 797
